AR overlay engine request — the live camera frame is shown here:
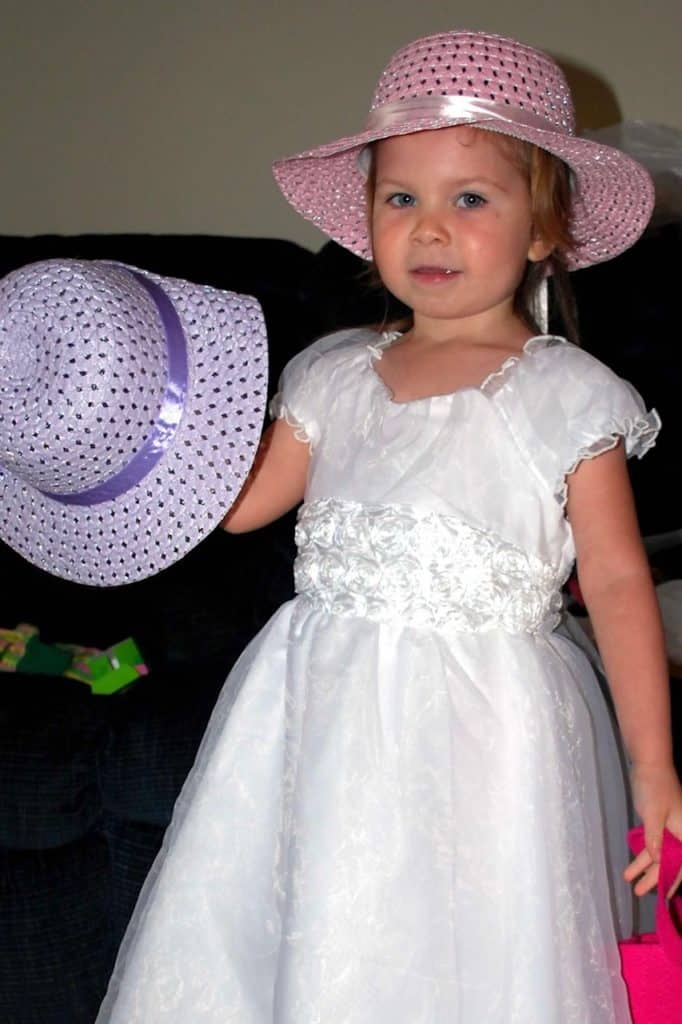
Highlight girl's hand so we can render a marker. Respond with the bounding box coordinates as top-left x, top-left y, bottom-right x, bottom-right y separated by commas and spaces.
624, 762, 682, 896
